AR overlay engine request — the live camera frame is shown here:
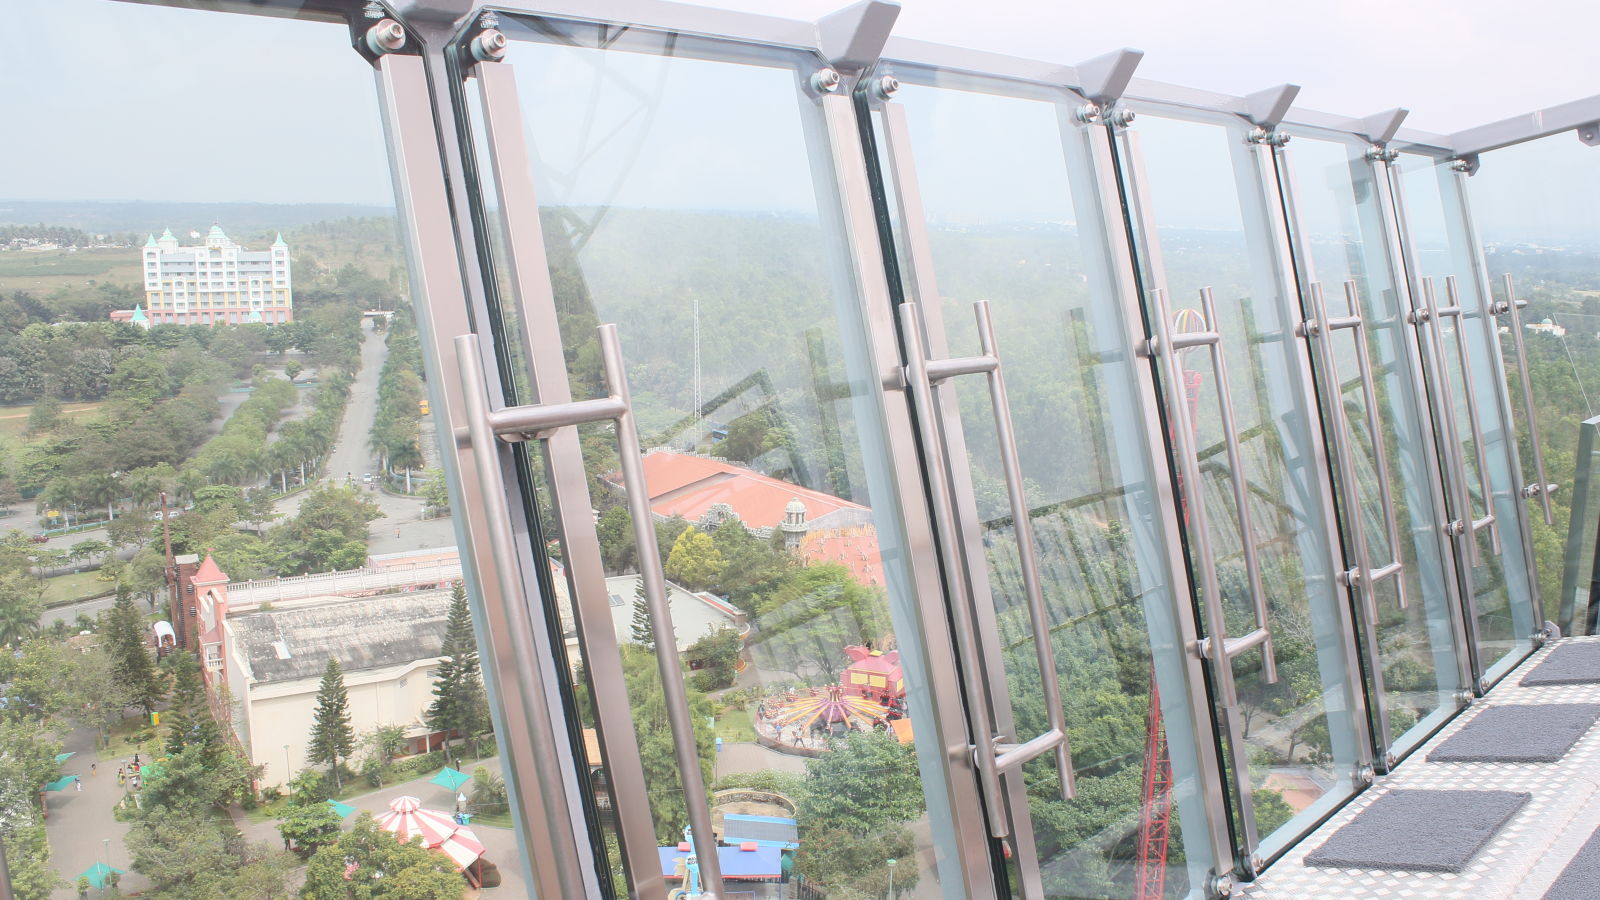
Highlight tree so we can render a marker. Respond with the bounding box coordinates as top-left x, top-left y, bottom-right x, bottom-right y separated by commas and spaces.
278, 802, 343, 856
284, 360, 303, 382
105, 584, 162, 713
663, 526, 724, 590
421, 469, 449, 517
685, 627, 741, 692
162, 650, 222, 760
470, 766, 507, 816
26, 394, 61, 434
426, 583, 487, 755
365, 723, 409, 765
629, 578, 654, 648
800, 731, 925, 836
308, 656, 356, 789
125, 805, 237, 895
0, 572, 43, 647
301, 813, 466, 900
